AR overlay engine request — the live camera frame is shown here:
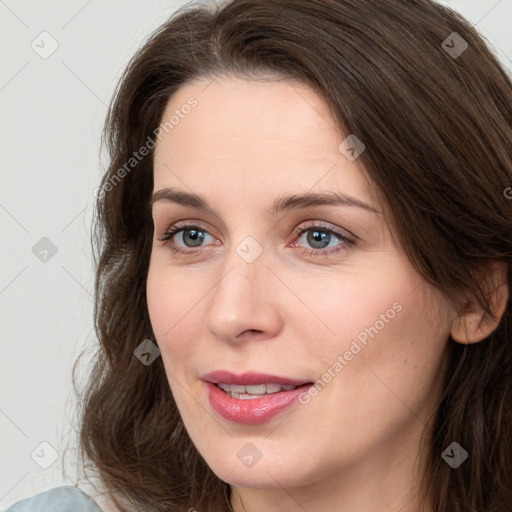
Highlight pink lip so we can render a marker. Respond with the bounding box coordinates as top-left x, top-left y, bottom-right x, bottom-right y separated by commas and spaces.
201, 371, 313, 425
201, 370, 311, 386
